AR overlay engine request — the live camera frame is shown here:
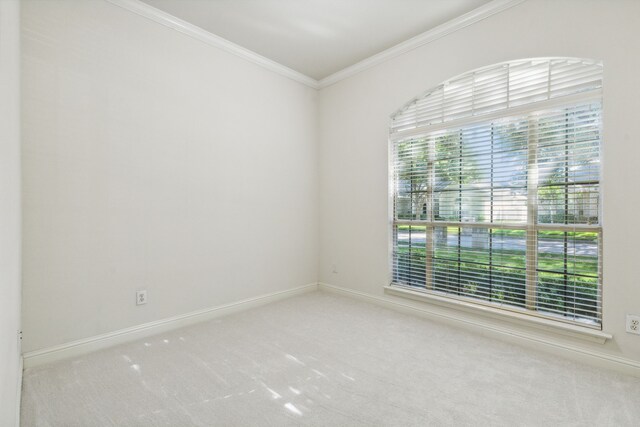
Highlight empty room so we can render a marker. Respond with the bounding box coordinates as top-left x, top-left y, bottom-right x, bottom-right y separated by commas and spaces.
2, 0, 640, 425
